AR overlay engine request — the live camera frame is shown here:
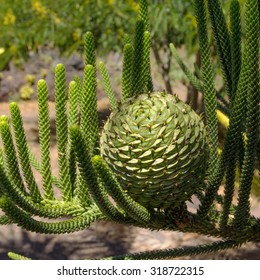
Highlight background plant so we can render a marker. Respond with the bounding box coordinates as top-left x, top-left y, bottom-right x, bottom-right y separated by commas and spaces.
0, 0, 243, 107
0, 0, 259, 260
